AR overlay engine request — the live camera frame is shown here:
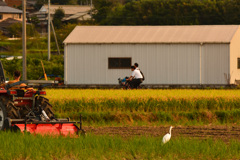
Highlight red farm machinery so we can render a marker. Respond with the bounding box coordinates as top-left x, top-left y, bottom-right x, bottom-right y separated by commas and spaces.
0, 61, 85, 136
